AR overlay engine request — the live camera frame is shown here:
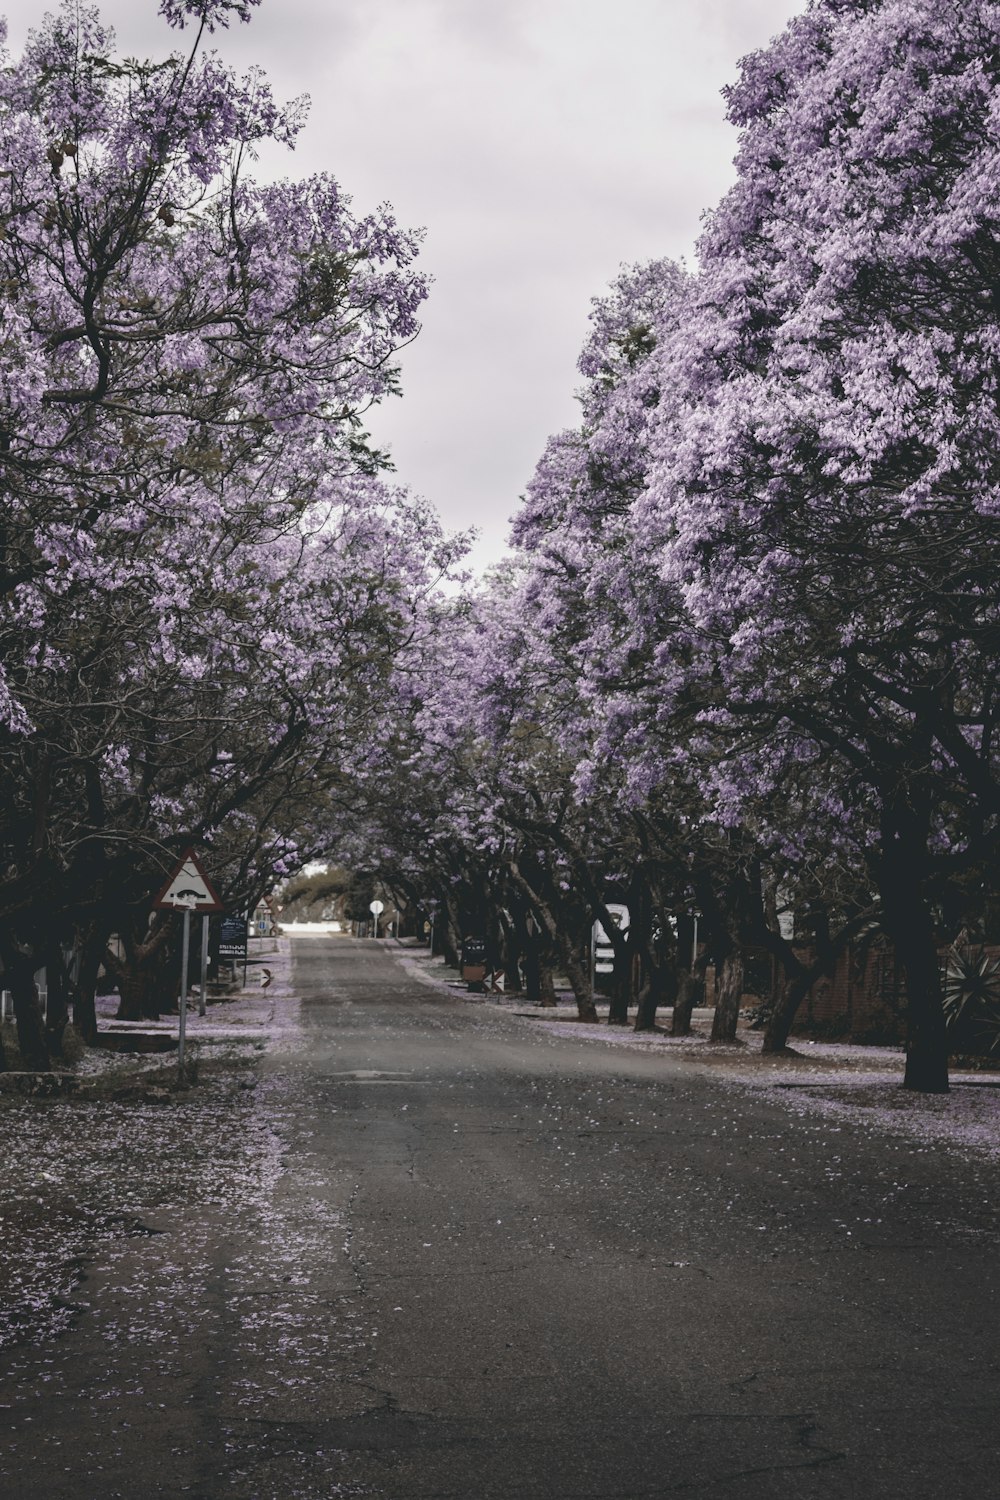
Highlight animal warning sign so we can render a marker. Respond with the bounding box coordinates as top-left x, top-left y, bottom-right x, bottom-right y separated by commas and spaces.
153, 848, 224, 913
